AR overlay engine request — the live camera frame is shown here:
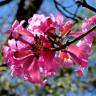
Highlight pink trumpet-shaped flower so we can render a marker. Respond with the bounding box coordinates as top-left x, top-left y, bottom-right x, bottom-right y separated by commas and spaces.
2, 14, 96, 84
